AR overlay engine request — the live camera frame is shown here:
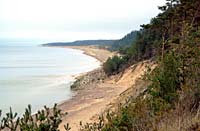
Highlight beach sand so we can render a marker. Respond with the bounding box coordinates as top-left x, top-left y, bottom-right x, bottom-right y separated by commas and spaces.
62, 45, 114, 63
56, 46, 153, 131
